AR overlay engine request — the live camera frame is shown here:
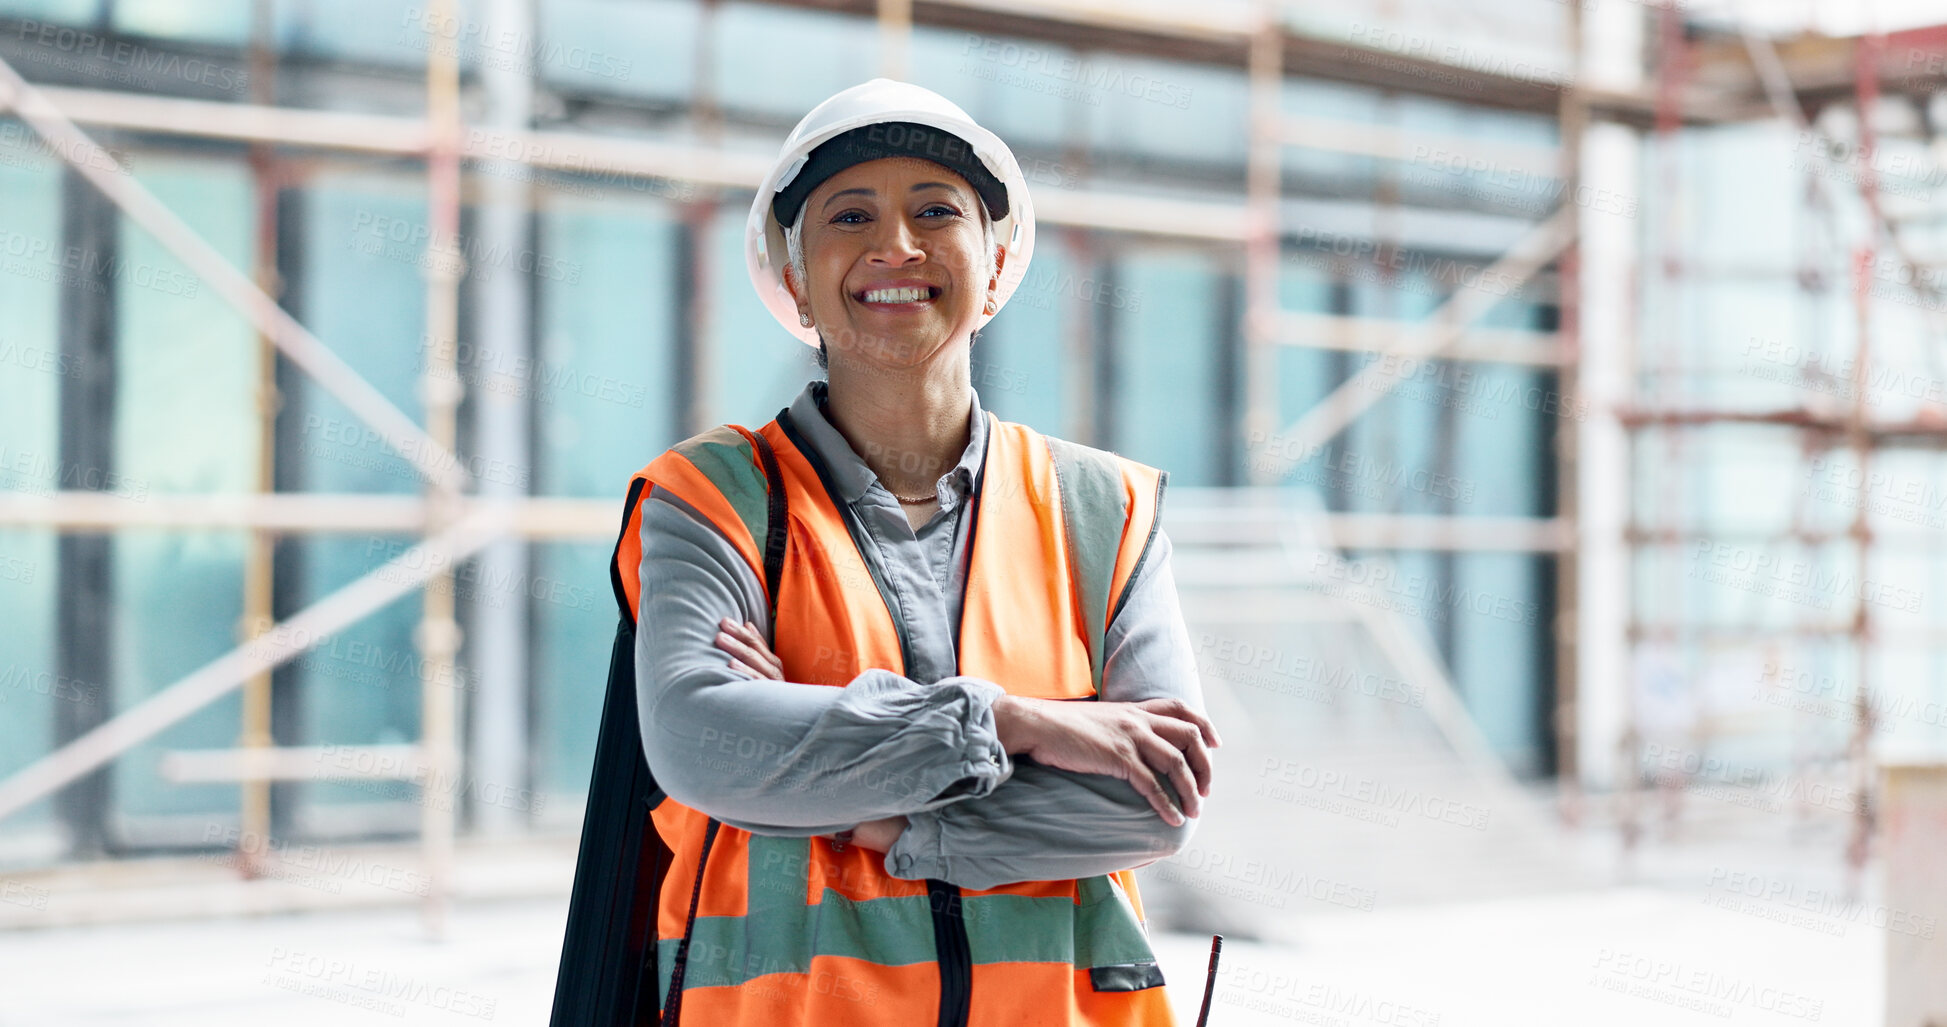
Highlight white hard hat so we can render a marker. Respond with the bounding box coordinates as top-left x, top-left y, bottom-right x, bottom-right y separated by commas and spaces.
744, 77, 1036, 349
